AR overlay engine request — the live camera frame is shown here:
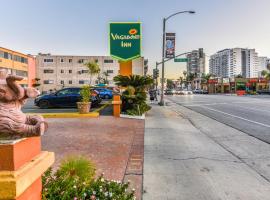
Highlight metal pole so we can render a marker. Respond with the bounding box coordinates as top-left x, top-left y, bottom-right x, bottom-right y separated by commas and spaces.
159, 18, 166, 106
155, 62, 158, 91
